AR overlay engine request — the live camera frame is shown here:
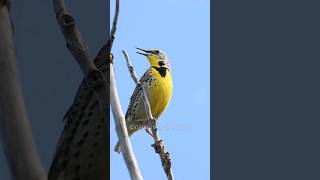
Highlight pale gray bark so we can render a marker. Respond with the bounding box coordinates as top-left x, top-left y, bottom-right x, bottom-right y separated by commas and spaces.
110, 63, 143, 180
108, 0, 144, 179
